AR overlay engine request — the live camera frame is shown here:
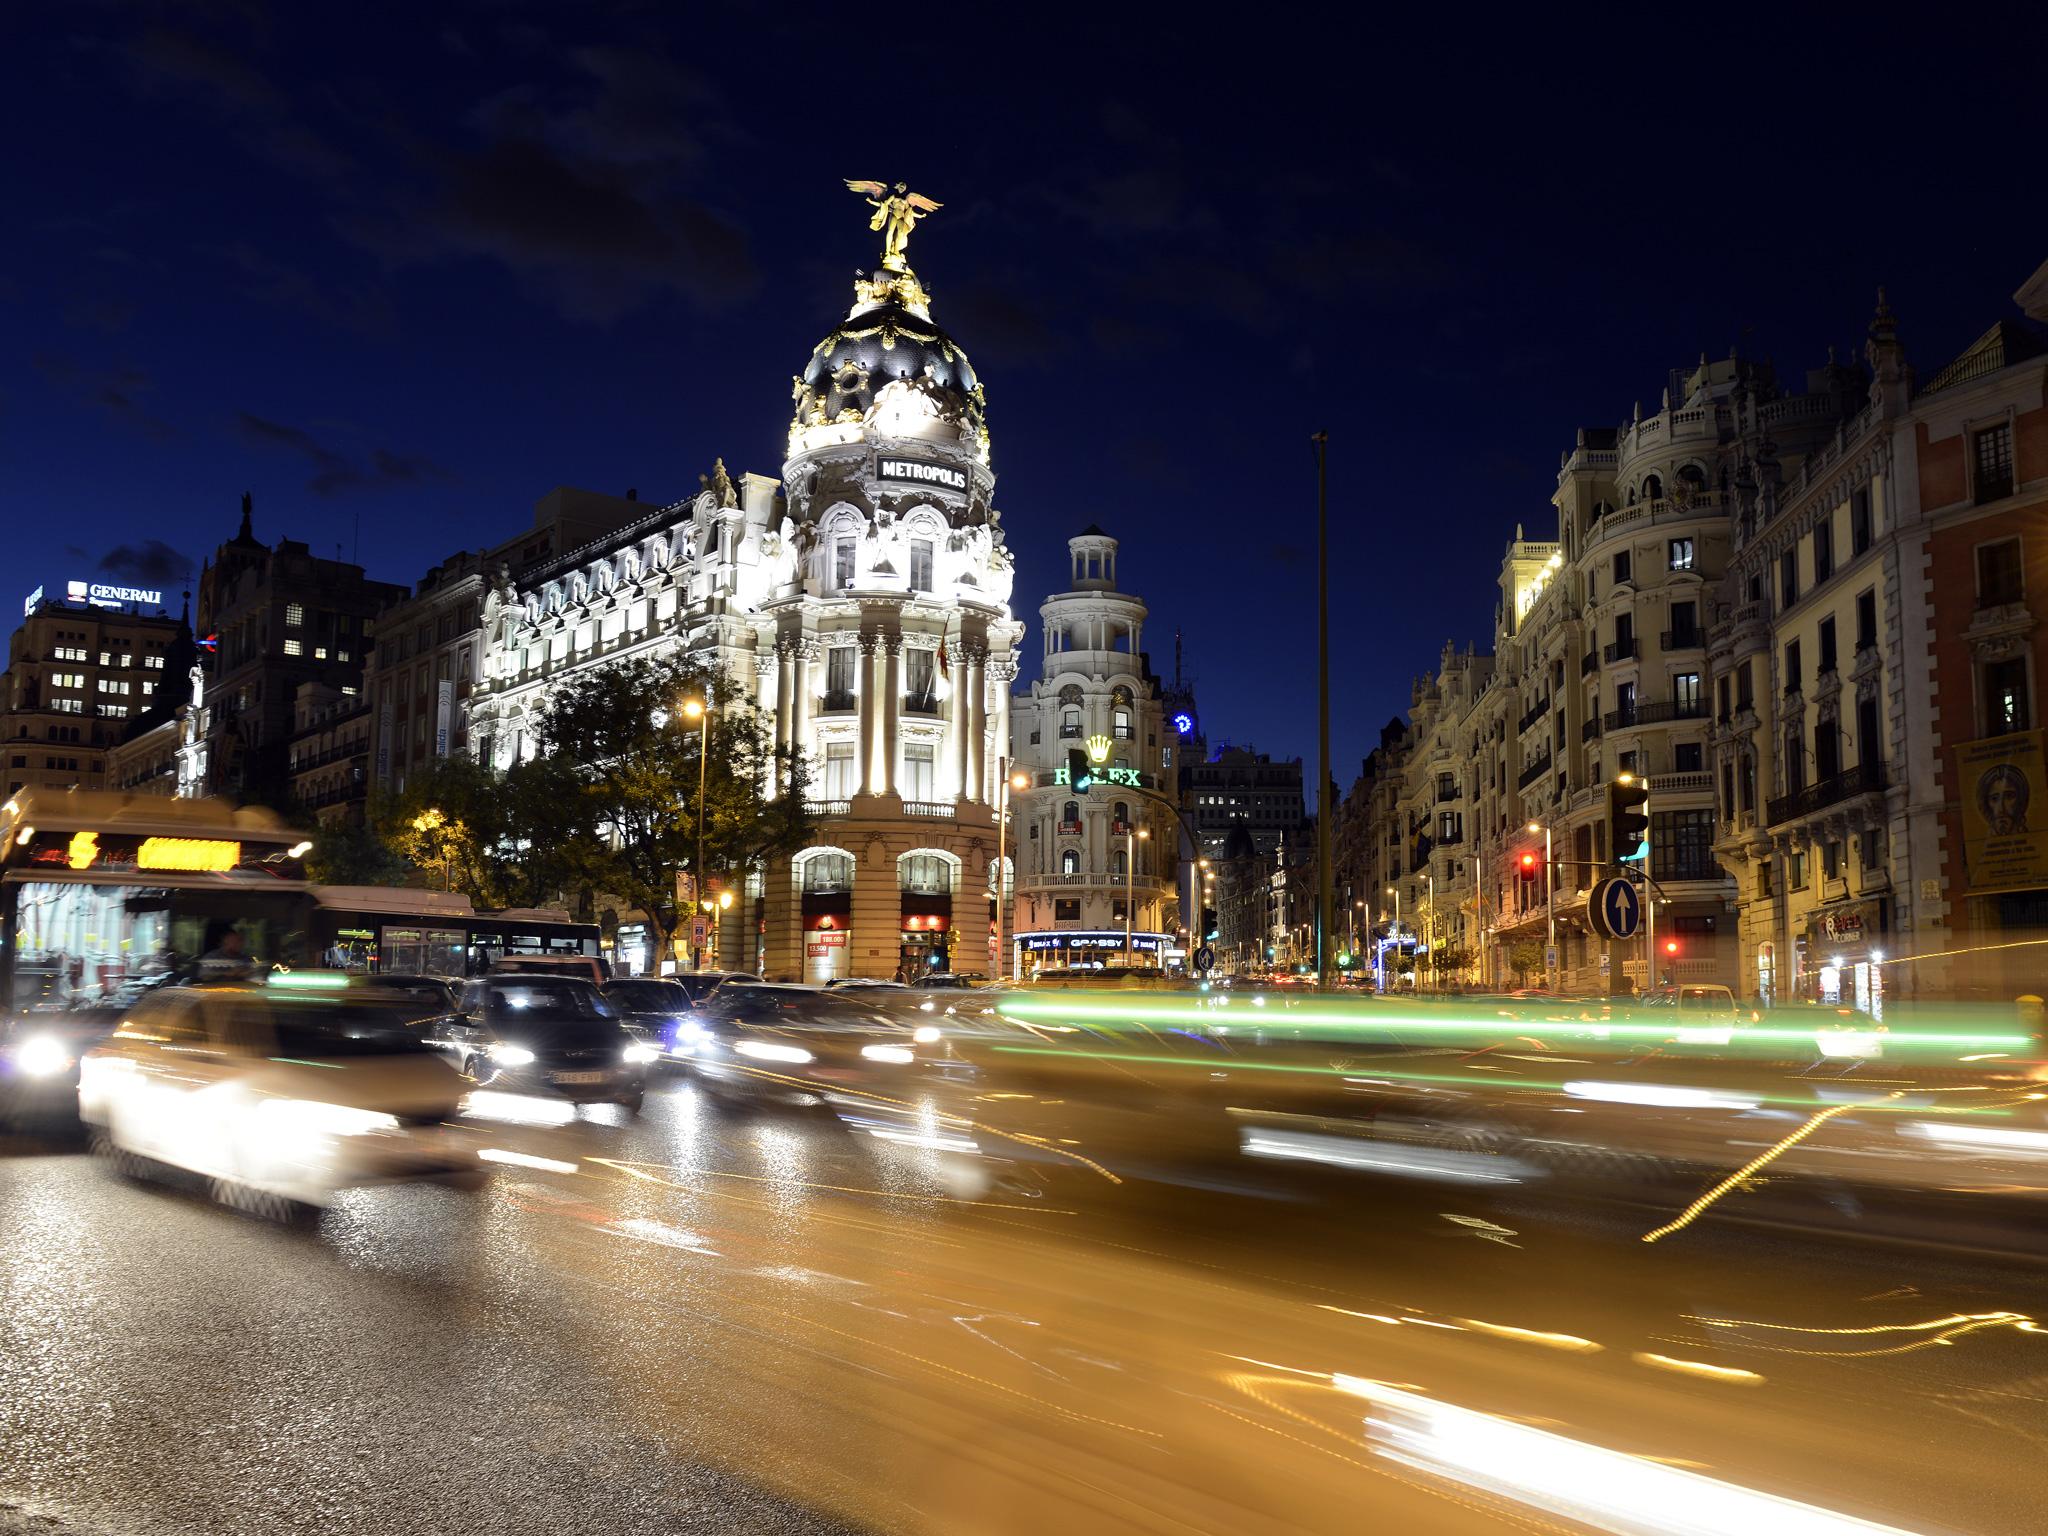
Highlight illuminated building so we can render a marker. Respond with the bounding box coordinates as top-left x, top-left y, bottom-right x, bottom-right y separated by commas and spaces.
1, 586, 186, 798
195, 494, 407, 804
365, 489, 646, 796
1713, 261, 2048, 1004
470, 196, 1023, 979
285, 683, 374, 825
1009, 529, 1178, 972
